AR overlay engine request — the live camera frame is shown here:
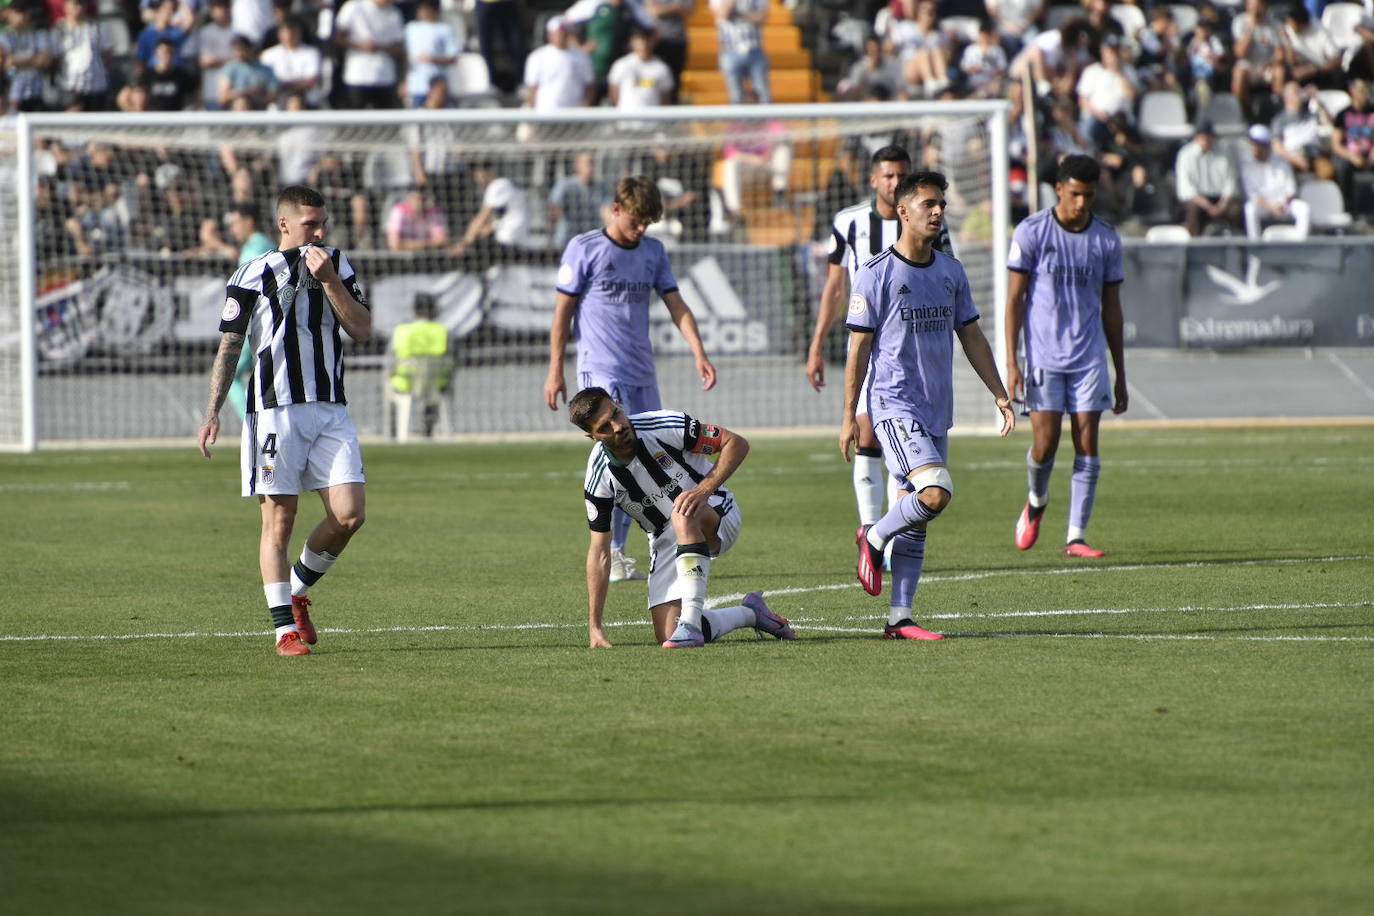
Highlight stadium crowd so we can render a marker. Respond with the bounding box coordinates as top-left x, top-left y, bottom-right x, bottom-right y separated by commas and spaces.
16, 0, 1374, 256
